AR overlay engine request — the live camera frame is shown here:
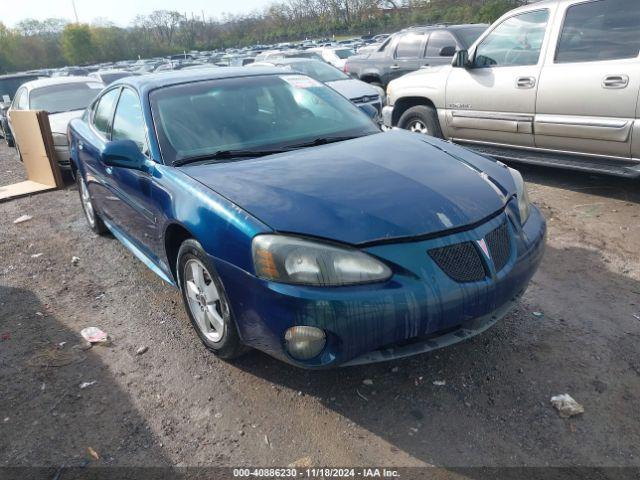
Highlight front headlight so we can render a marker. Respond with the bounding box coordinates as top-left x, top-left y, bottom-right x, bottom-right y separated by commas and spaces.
252, 234, 392, 286
508, 167, 531, 224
